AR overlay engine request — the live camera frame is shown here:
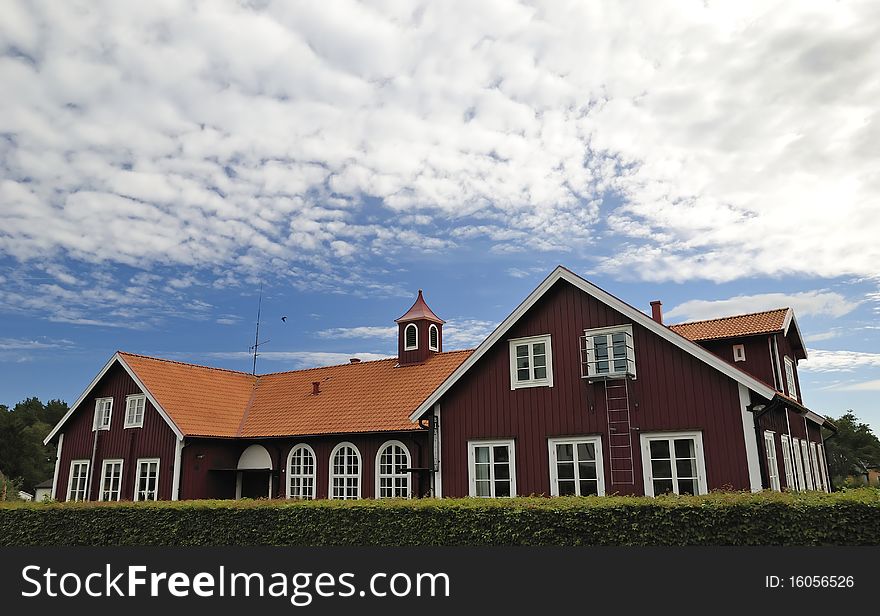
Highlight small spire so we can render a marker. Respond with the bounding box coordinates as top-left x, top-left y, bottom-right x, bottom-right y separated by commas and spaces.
395, 289, 445, 324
